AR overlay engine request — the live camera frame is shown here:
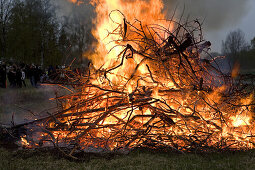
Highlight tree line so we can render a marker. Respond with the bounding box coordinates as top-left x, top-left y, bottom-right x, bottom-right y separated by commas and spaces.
1, 0, 254, 72
0, 0, 94, 67
221, 29, 255, 72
